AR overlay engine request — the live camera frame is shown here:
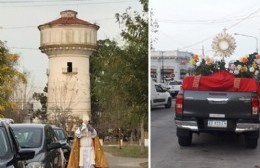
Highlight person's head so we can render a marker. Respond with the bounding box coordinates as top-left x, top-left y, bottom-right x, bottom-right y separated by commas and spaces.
82, 115, 90, 125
